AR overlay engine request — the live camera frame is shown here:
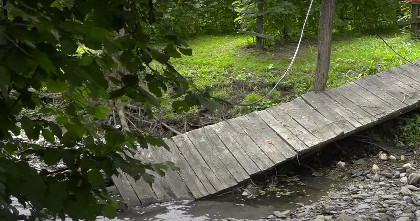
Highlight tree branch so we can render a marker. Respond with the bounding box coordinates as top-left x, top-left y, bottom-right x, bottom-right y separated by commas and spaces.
161, 122, 181, 135
116, 101, 130, 132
